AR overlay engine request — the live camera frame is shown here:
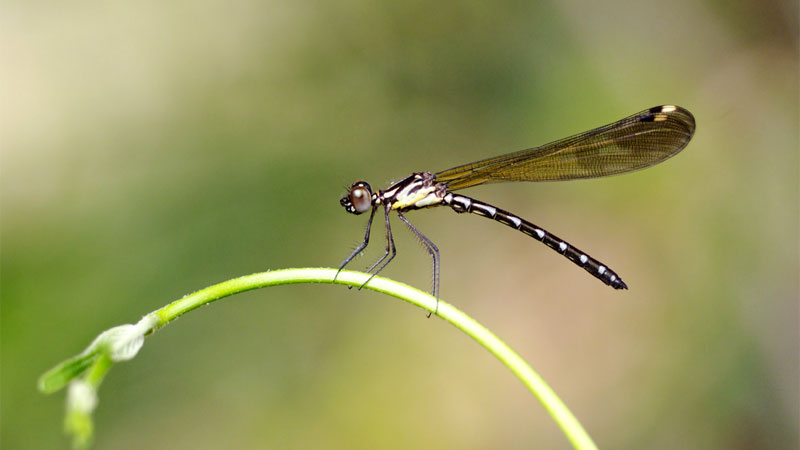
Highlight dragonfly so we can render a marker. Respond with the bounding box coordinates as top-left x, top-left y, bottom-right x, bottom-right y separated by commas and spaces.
335, 105, 695, 314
